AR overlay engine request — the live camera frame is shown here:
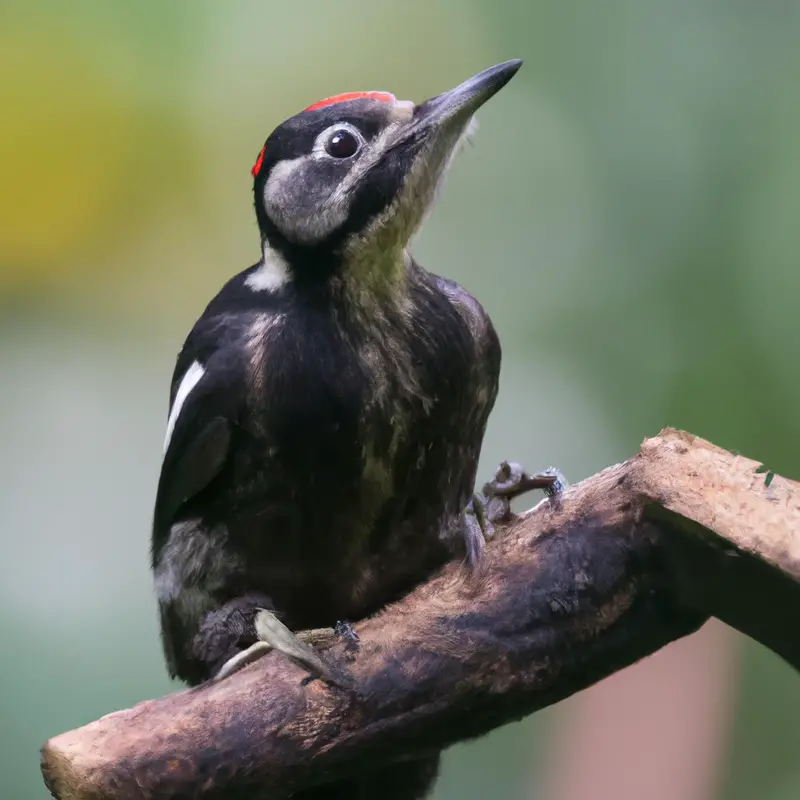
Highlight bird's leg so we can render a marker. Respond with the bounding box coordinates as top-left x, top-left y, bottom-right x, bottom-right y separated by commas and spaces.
461, 461, 568, 562
213, 611, 356, 685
